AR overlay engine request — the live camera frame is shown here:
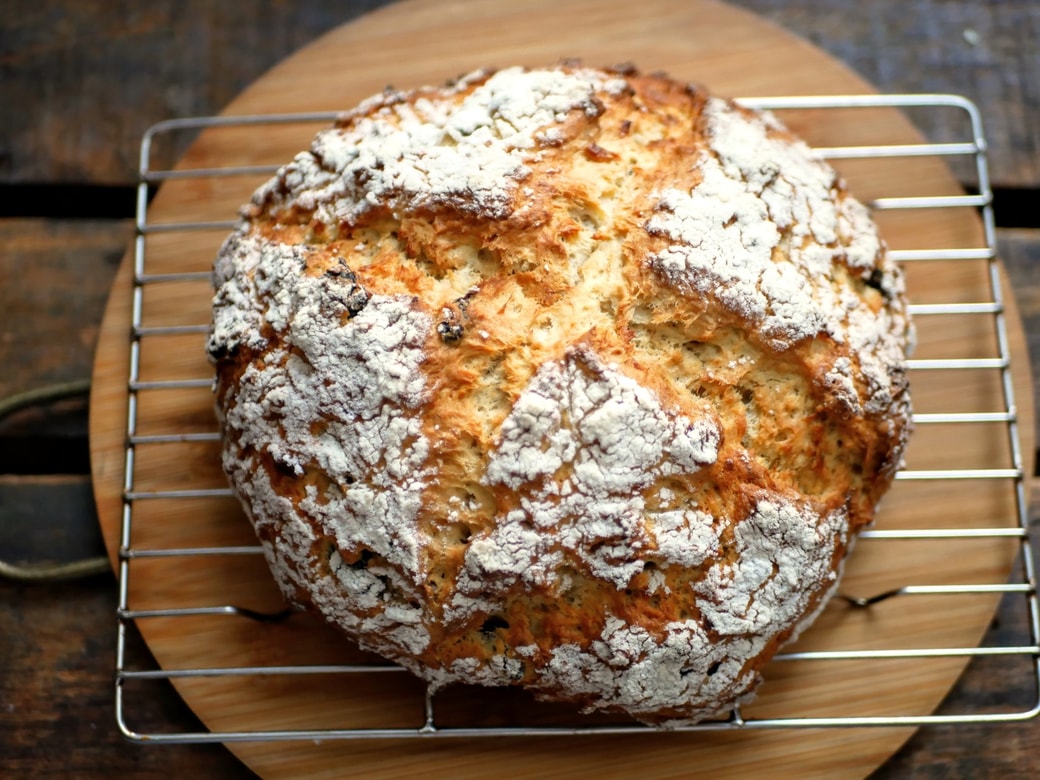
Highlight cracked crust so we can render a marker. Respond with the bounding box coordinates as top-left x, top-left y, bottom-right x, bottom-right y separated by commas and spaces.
208, 64, 913, 724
